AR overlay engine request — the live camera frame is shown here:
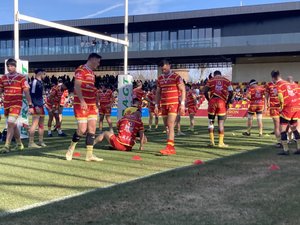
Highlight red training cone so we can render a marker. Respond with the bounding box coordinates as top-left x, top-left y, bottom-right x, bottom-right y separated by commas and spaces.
73, 152, 81, 157
269, 164, 280, 171
132, 155, 142, 161
194, 160, 204, 165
